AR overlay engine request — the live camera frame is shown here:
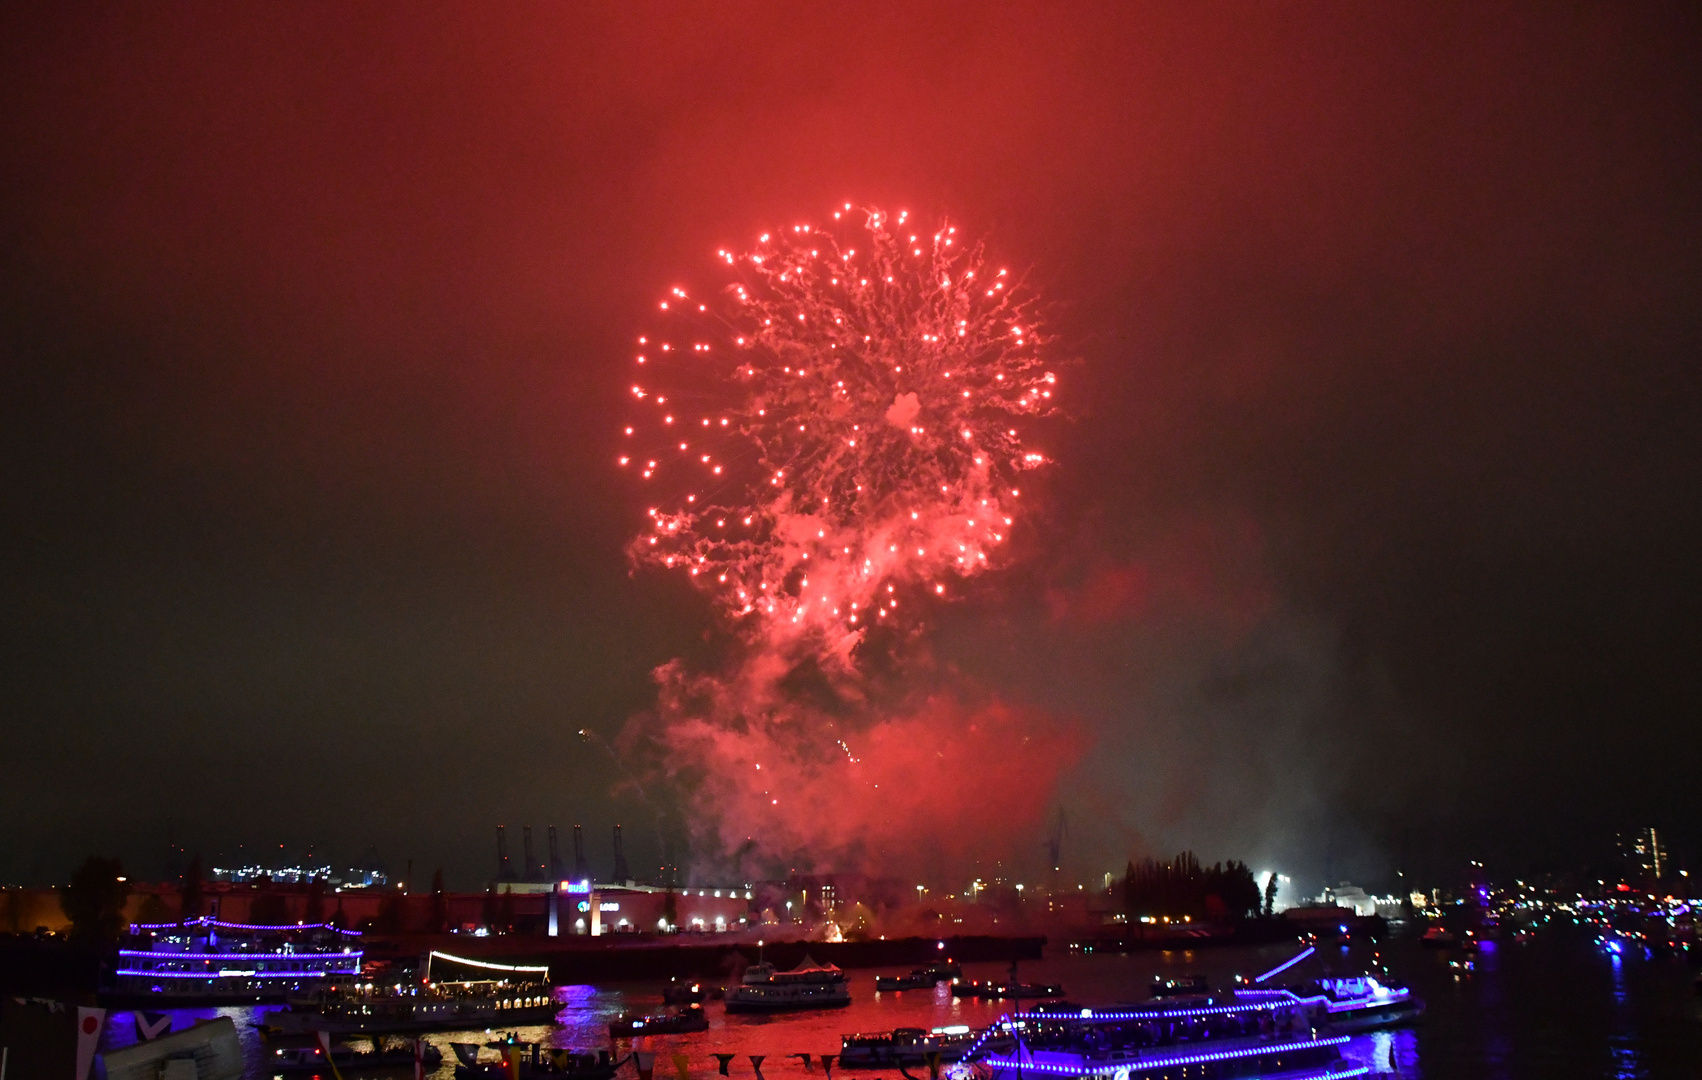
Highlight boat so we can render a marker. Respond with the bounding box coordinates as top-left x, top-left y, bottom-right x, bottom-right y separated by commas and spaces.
952, 979, 1064, 1000
973, 999, 1364, 1080
662, 979, 710, 1004
839, 1025, 991, 1067
610, 1004, 710, 1037
266, 949, 558, 1034
108, 917, 363, 1006
1419, 926, 1457, 948
1149, 975, 1207, 998
269, 1039, 444, 1074
1237, 975, 1424, 1033
876, 962, 963, 991
451, 1040, 617, 1080
724, 956, 851, 1012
